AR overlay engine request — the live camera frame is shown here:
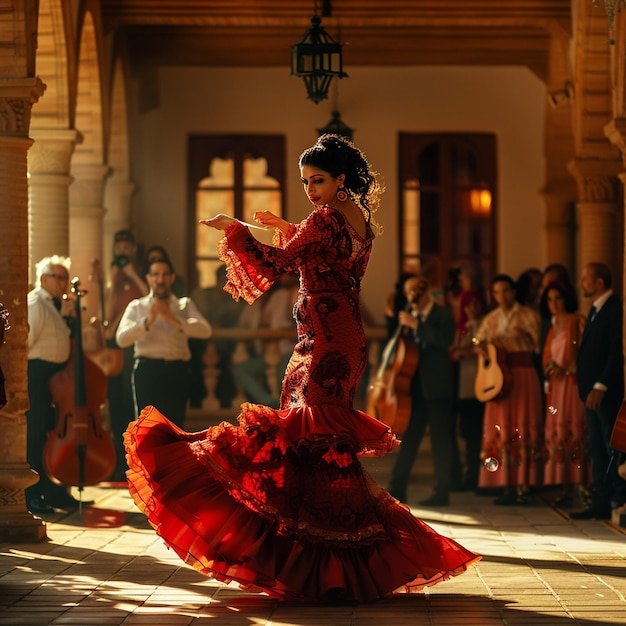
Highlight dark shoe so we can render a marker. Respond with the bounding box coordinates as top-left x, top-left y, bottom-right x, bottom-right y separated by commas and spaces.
419, 492, 450, 507
27, 497, 54, 515
569, 503, 611, 520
